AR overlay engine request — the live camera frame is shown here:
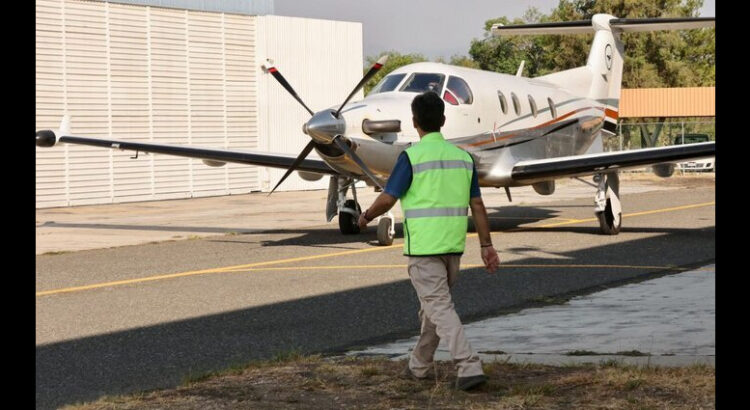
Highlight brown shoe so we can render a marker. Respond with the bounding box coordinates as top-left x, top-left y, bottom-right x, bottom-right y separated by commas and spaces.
456, 374, 488, 391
